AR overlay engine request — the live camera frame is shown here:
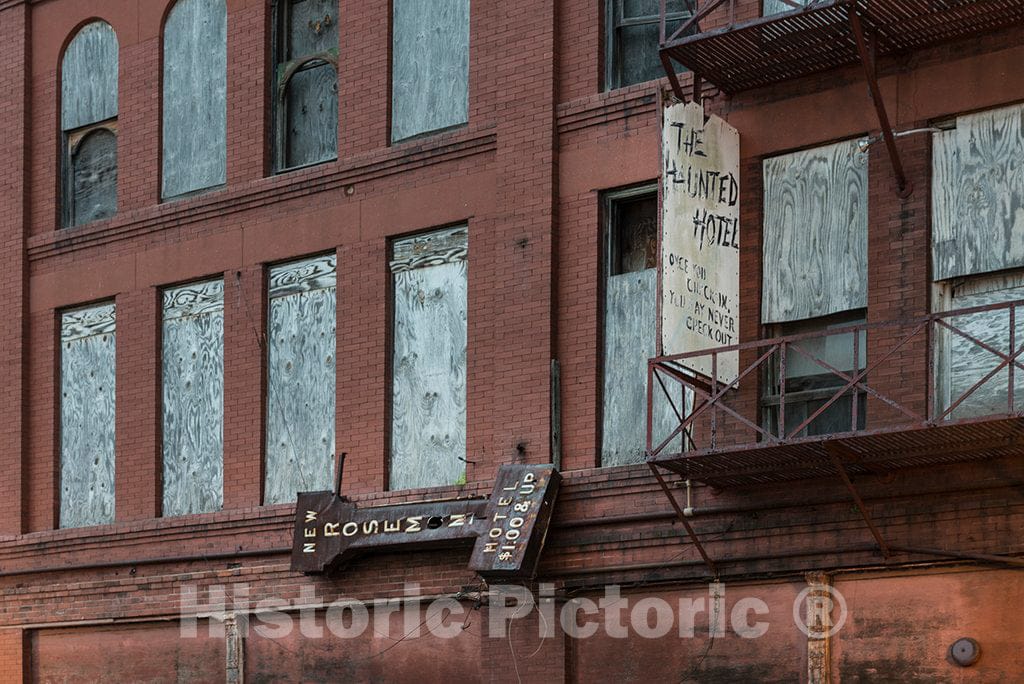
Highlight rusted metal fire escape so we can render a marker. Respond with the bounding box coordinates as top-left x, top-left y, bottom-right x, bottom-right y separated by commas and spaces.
650, 0, 1024, 576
